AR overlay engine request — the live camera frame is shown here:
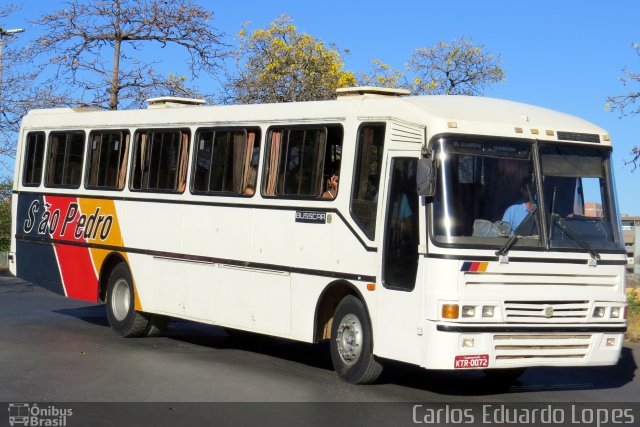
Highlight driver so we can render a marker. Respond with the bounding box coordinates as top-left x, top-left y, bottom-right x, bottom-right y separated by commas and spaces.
502, 177, 535, 233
